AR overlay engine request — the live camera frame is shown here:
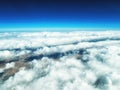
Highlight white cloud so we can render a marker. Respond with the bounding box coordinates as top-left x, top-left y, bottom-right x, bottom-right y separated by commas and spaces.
0, 31, 120, 90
